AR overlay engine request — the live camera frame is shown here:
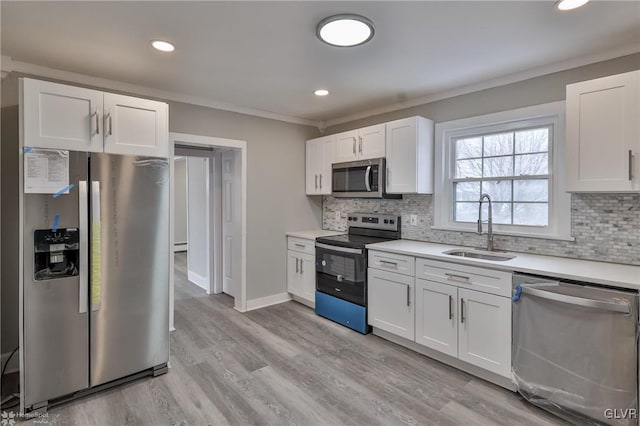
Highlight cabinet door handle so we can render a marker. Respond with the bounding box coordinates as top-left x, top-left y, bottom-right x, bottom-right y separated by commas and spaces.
91, 110, 100, 136
460, 298, 465, 323
294, 243, 306, 249
315, 174, 318, 189
300, 259, 304, 274
319, 174, 322, 189
359, 136, 362, 154
352, 138, 356, 155
105, 112, 113, 136
445, 273, 470, 283
387, 168, 390, 186
448, 295, 453, 320
629, 150, 634, 181
295, 258, 299, 273
406, 284, 411, 307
